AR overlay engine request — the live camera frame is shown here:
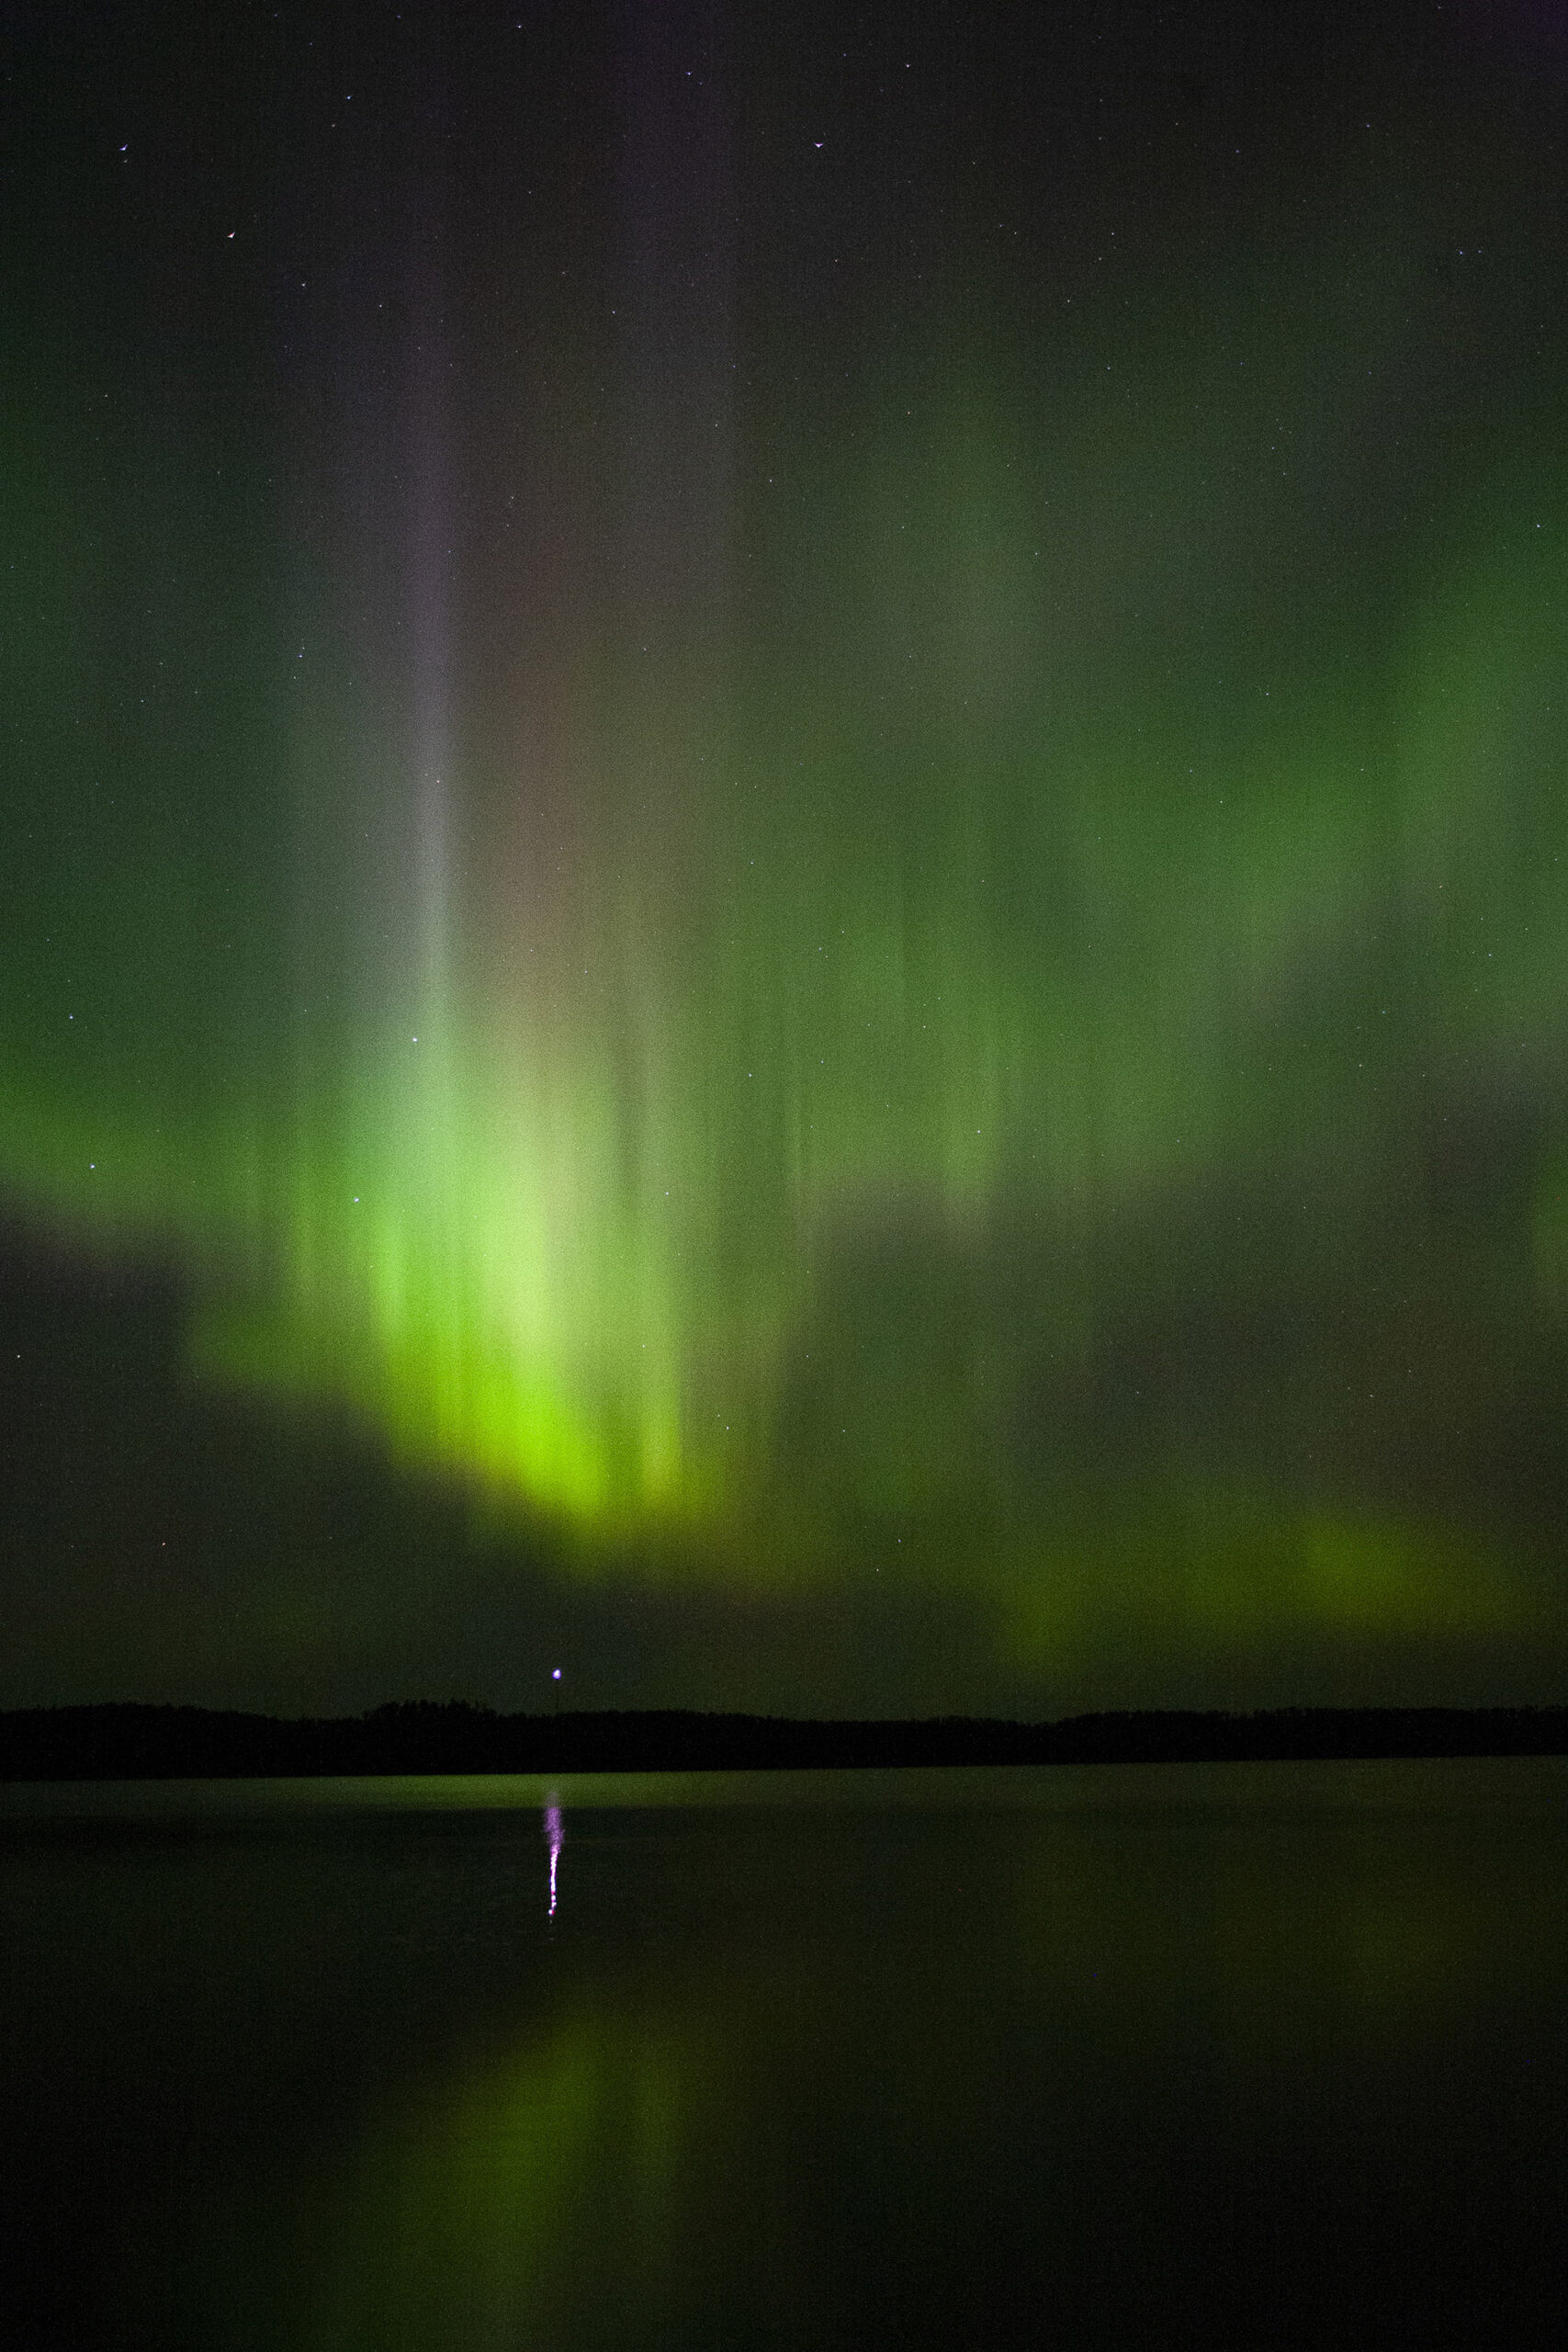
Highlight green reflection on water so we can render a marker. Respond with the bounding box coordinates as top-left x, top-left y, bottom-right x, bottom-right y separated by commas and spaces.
202, 2003, 696, 2352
